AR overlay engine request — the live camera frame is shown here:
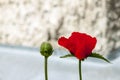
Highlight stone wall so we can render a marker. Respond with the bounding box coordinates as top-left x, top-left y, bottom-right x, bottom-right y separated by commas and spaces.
106, 0, 120, 54
0, 0, 119, 55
